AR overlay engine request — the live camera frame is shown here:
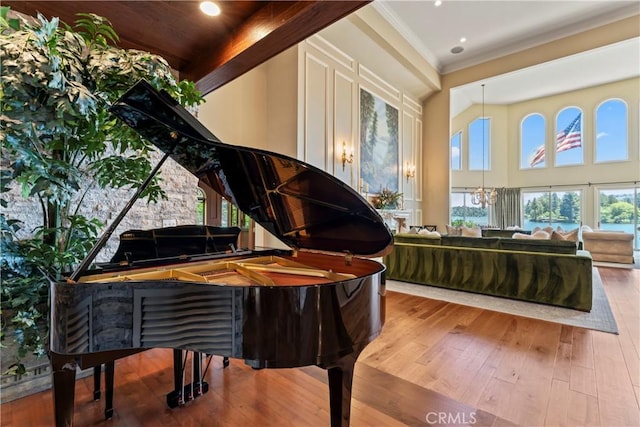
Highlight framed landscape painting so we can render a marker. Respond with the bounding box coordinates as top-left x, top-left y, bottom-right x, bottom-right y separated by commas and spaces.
360, 88, 399, 194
